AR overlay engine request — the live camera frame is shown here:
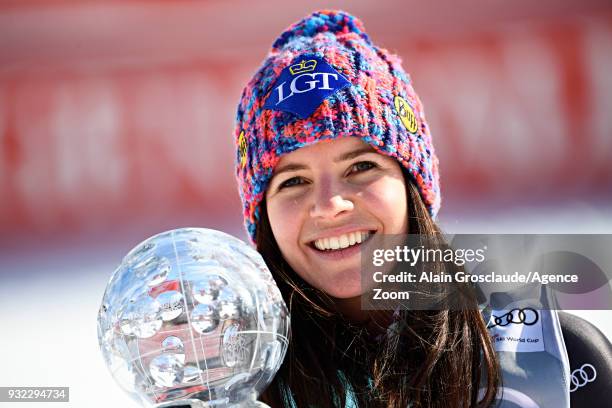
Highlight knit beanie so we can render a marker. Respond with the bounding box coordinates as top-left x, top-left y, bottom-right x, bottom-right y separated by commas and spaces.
234, 10, 441, 244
